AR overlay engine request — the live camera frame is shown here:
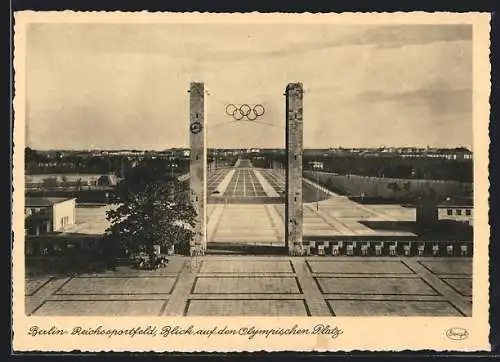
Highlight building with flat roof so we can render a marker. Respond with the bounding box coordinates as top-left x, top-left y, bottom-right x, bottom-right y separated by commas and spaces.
415, 196, 473, 231
25, 204, 113, 257
25, 196, 76, 236
438, 197, 474, 226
